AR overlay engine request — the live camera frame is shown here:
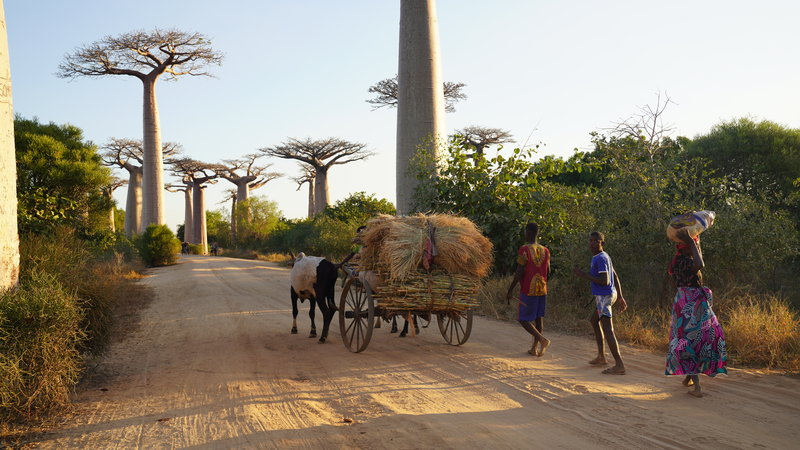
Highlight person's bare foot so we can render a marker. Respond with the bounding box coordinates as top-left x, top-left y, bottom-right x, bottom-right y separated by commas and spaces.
527, 346, 538, 356
589, 356, 607, 365
682, 376, 694, 387
688, 390, 703, 398
602, 365, 626, 375
537, 339, 550, 357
